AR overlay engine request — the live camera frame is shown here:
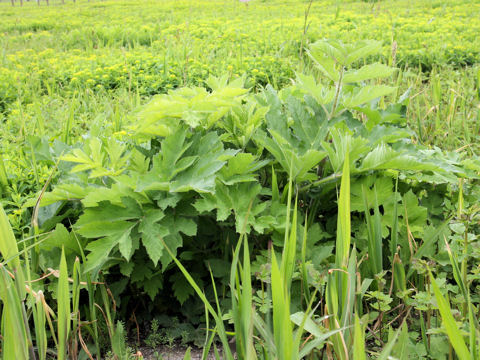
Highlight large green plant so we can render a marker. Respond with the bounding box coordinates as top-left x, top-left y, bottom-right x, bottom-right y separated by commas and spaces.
24, 41, 480, 360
